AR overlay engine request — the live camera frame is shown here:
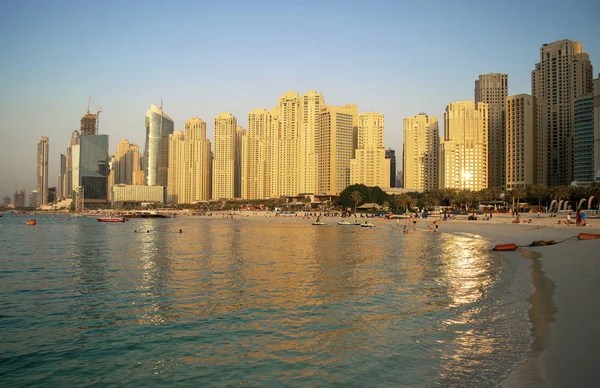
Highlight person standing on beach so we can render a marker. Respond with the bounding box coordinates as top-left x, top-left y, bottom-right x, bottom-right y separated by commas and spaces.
566, 213, 571, 226
434, 220, 439, 234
